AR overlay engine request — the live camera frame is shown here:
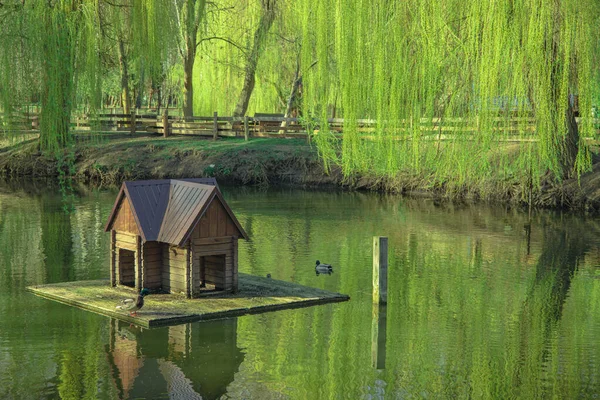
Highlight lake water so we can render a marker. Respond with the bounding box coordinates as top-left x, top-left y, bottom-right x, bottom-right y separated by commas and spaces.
1, 180, 600, 399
